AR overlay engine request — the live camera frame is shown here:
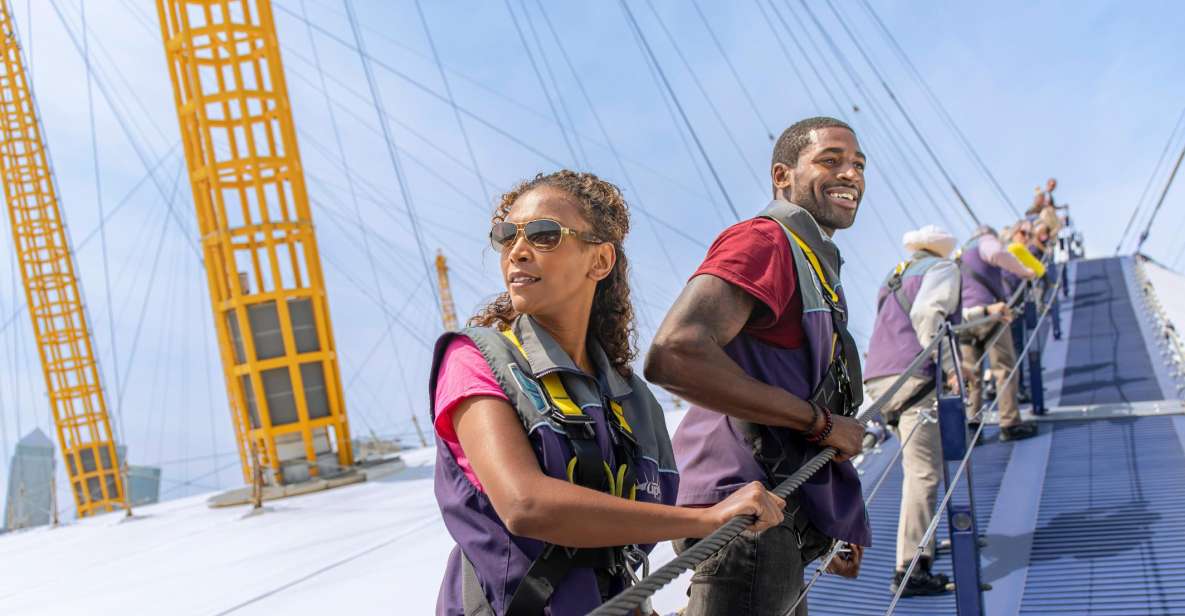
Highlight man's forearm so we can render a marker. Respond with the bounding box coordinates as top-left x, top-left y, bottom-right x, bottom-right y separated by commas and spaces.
646, 338, 815, 431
